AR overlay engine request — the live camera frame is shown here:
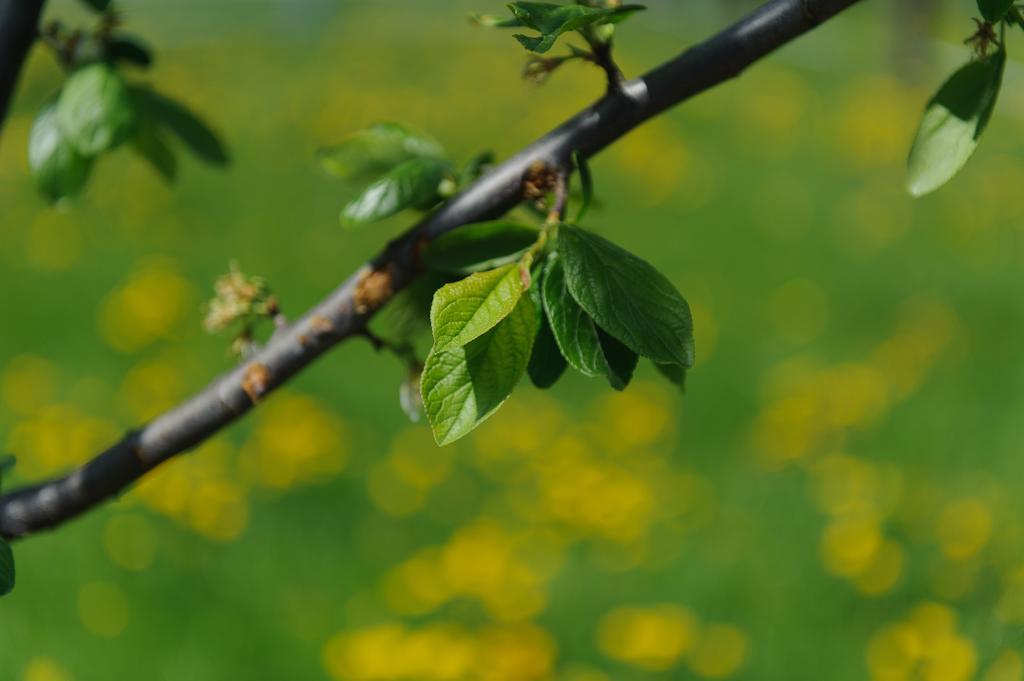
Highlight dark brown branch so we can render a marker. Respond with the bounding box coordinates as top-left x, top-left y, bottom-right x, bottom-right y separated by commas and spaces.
589, 39, 625, 93
0, 0, 864, 540
0, 0, 46, 135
